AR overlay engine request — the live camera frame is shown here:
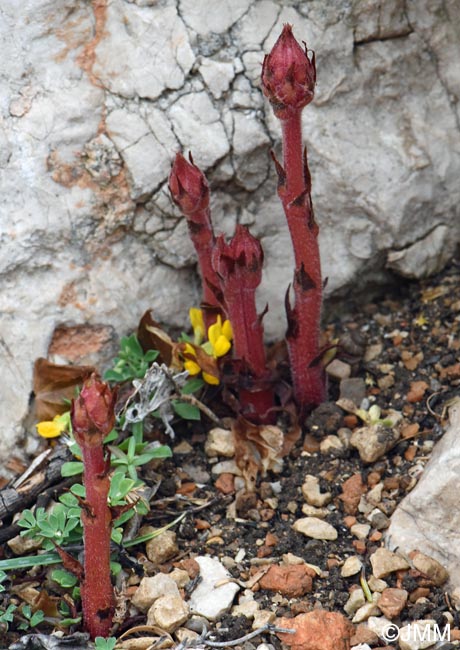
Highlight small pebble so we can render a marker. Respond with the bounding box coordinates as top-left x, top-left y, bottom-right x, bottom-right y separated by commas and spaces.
301, 474, 332, 507
145, 529, 179, 565
409, 550, 449, 586
370, 548, 410, 579
352, 594, 381, 623
377, 587, 408, 619
320, 435, 345, 456
292, 517, 338, 541
341, 556, 363, 577
131, 574, 180, 612
205, 428, 235, 458
147, 594, 189, 632
326, 359, 352, 381
344, 588, 366, 616
350, 523, 371, 540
